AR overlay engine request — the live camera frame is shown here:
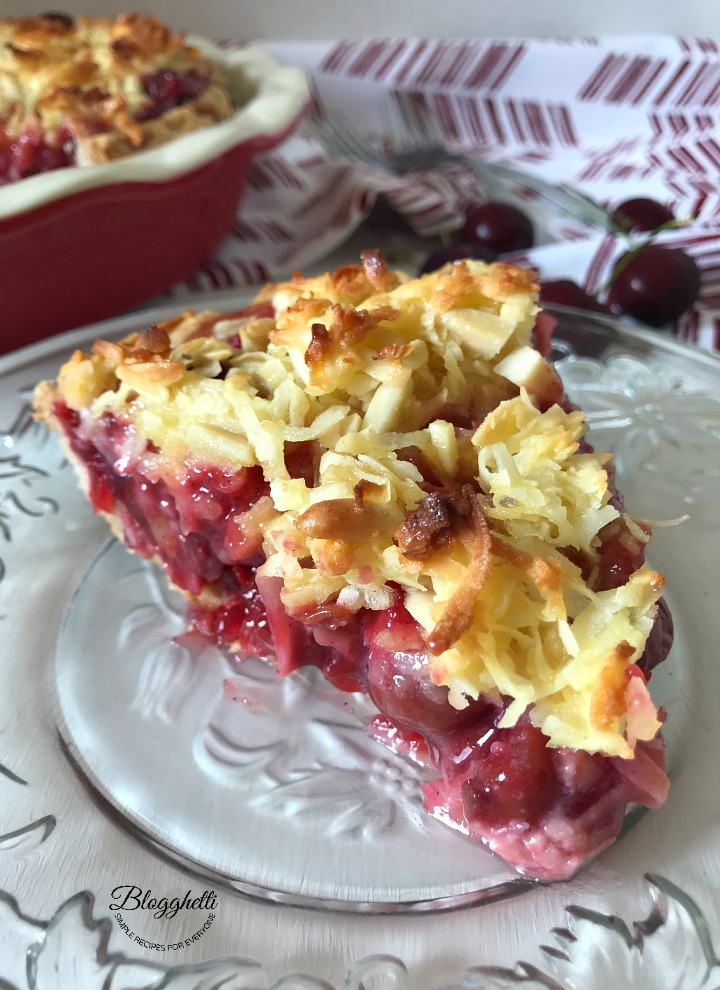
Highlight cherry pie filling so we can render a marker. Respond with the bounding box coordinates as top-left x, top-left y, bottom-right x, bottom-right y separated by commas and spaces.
135, 68, 212, 122
0, 68, 212, 185
54, 389, 673, 881
0, 121, 78, 185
